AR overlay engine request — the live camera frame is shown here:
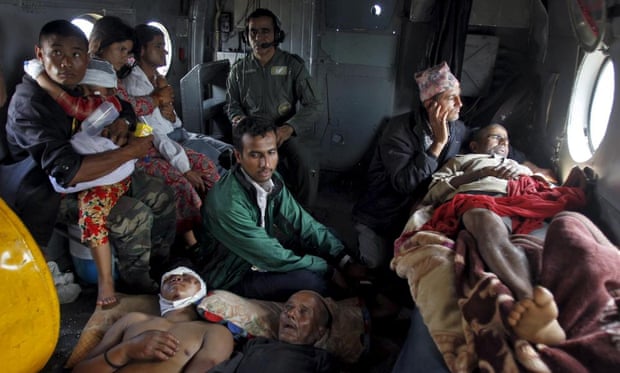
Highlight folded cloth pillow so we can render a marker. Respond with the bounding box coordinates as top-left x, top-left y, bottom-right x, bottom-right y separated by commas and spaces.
64, 293, 159, 368
197, 290, 370, 364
